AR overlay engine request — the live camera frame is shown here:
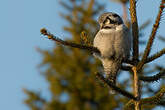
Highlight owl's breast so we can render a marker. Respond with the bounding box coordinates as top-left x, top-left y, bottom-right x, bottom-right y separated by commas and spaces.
93, 25, 131, 59
93, 30, 116, 58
